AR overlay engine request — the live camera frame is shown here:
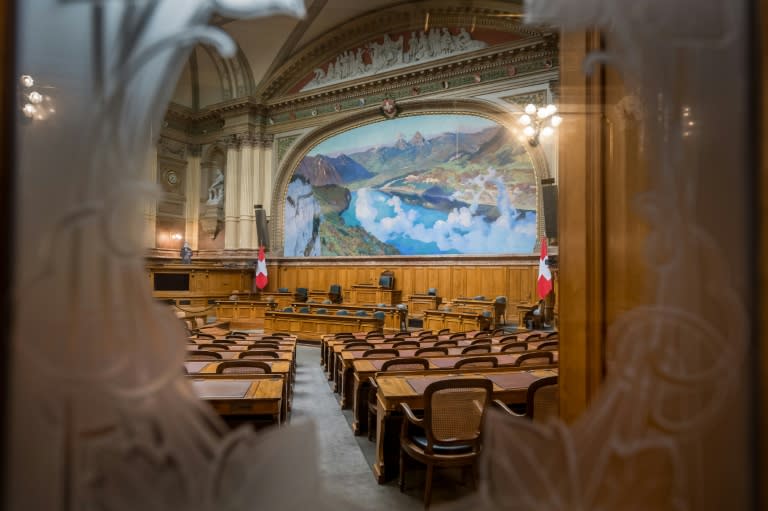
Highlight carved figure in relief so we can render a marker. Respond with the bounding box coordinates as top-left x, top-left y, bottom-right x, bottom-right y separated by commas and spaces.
441, 28, 455, 54
180, 242, 192, 264
207, 168, 224, 205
